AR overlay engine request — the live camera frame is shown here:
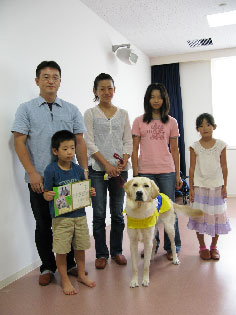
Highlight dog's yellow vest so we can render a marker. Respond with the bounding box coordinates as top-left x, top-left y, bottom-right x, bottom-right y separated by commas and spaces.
124, 193, 171, 229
